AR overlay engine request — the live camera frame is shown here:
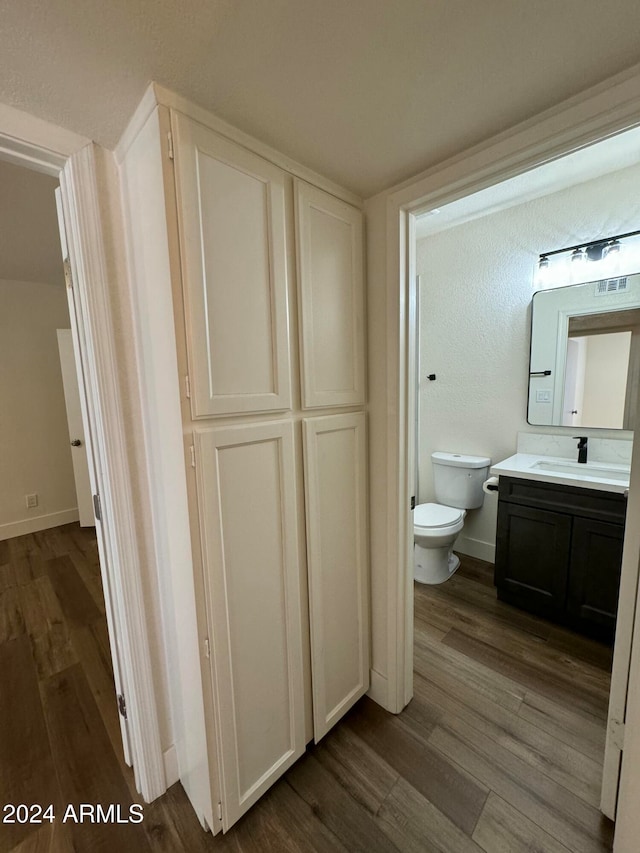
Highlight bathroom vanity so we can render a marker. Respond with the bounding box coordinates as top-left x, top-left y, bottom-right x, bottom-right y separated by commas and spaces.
492, 454, 628, 643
